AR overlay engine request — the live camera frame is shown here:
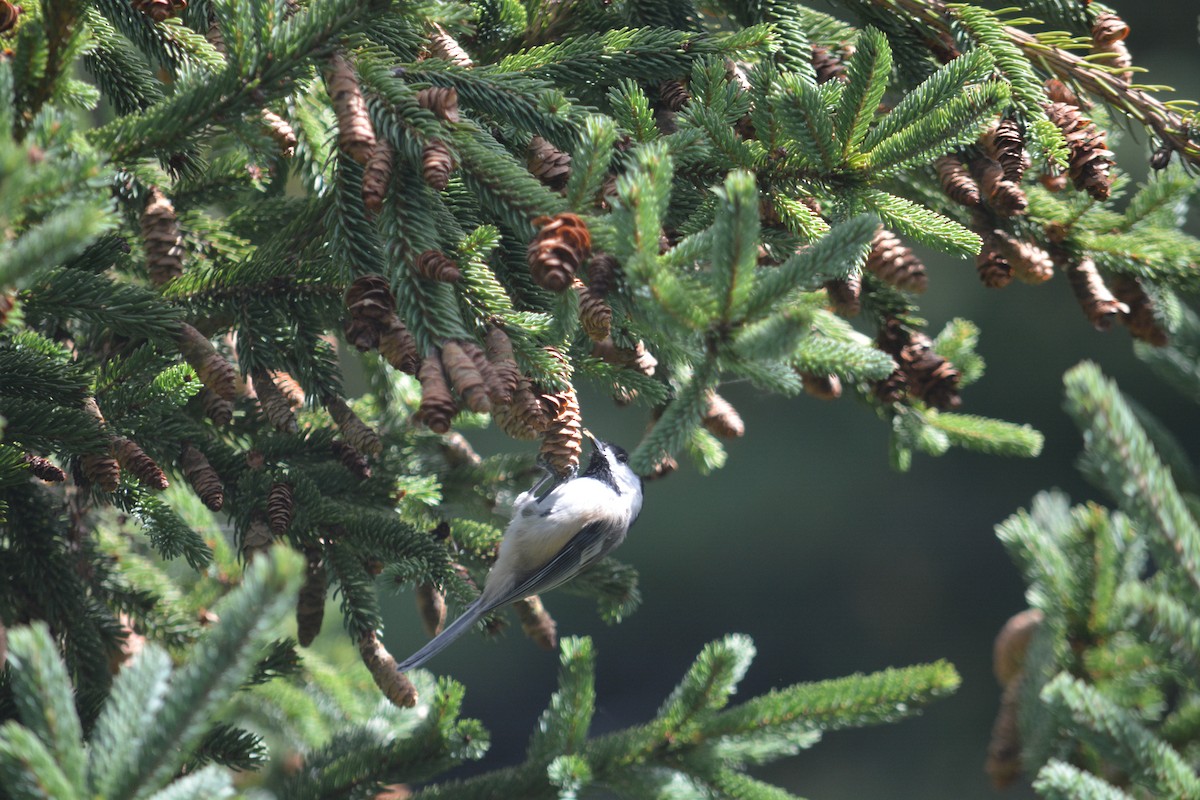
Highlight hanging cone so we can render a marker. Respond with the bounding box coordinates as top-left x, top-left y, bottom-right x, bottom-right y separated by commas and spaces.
877, 320, 961, 410
484, 326, 521, 405
1091, 13, 1132, 83
422, 139, 453, 191
972, 157, 1027, 217
414, 249, 461, 283
1112, 275, 1168, 346
990, 230, 1053, 284
873, 367, 908, 405
427, 23, 473, 68
492, 379, 552, 440
441, 341, 490, 413
23, 454, 66, 483
296, 549, 327, 647
201, 388, 234, 426
935, 155, 980, 207
378, 318, 421, 374
178, 323, 237, 400
331, 440, 371, 480
359, 631, 419, 706
1044, 101, 1115, 201
141, 188, 185, 286
865, 229, 927, 293
441, 432, 481, 467
514, 596, 558, 651
591, 336, 657, 376
81, 451, 121, 492
586, 253, 618, 297
659, 79, 690, 112
528, 213, 591, 292
702, 392, 745, 438
643, 451, 678, 481
0, 1, 21, 33
975, 231, 1013, 289
527, 136, 571, 192
267, 482, 295, 535
986, 680, 1023, 790
538, 384, 582, 477
417, 351, 457, 433
326, 52, 375, 165
326, 397, 382, 456
415, 583, 448, 637
574, 279, 612, 341
981, 119, 1029, 184
416, 85, 460, 122
260, 109, 297, 158
346, 274, 396, 324
242, 517, 274, 561
270, 370, 305, 409
460, 341, 504, 406
113, 437, 169, 490
180, 443, 223, 511
800, 372, 842, 400
253, 371, 299, 433
811, 44, 848, 84
825, 275, 861, 316
131, 0, 186, 23
1064, 256, 1128, 330
993, 608, 1043, 687
361, 140, 395, 216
